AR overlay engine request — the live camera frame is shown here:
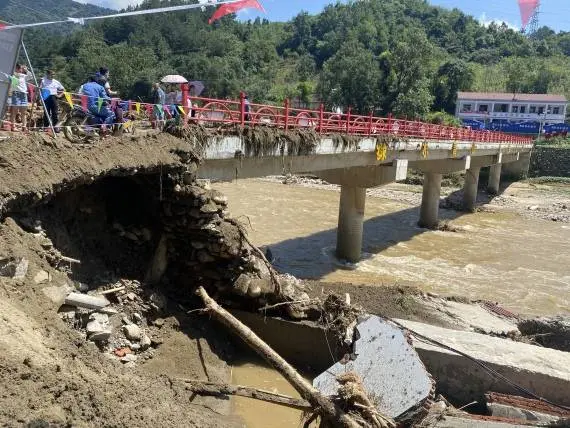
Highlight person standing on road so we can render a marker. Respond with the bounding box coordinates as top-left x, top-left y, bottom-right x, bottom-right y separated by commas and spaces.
10, 64, 31, 132
244, 94, 251, 122
151, 82, 166, 128
39, 69, 65, 131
